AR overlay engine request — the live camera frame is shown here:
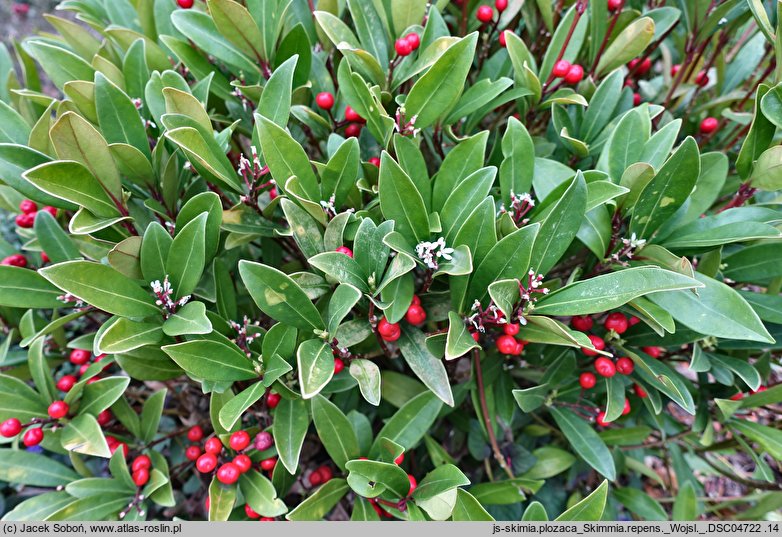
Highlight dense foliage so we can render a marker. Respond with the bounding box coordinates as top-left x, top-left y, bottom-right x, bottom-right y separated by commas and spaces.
0, 0, 781, 523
